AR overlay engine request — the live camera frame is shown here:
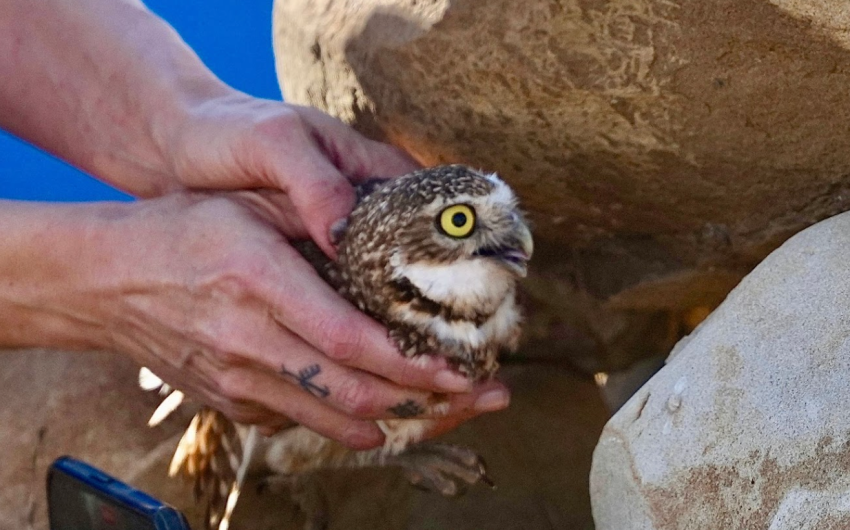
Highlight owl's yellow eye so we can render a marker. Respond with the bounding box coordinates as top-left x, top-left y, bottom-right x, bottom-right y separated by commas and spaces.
438, 204, 476, 238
